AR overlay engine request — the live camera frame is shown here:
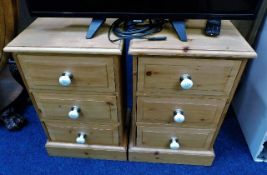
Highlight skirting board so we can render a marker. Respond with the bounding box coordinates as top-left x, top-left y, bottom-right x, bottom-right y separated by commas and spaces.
128, 145, 215, 166
46, 142, 127, 161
